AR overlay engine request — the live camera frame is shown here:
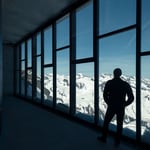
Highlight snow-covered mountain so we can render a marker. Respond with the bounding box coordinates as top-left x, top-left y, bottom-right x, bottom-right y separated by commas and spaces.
30, 73, 150, 137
